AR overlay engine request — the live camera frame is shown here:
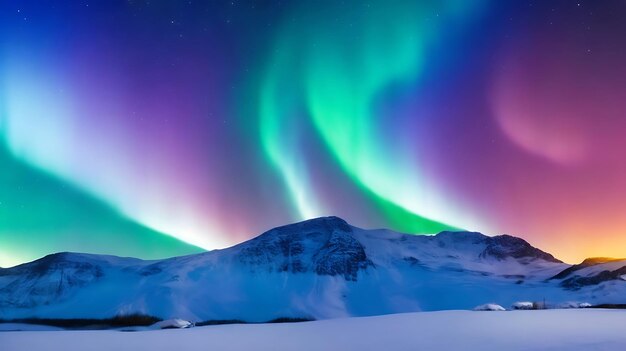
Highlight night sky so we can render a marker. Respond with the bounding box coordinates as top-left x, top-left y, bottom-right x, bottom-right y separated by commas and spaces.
1, 0, 625, 267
